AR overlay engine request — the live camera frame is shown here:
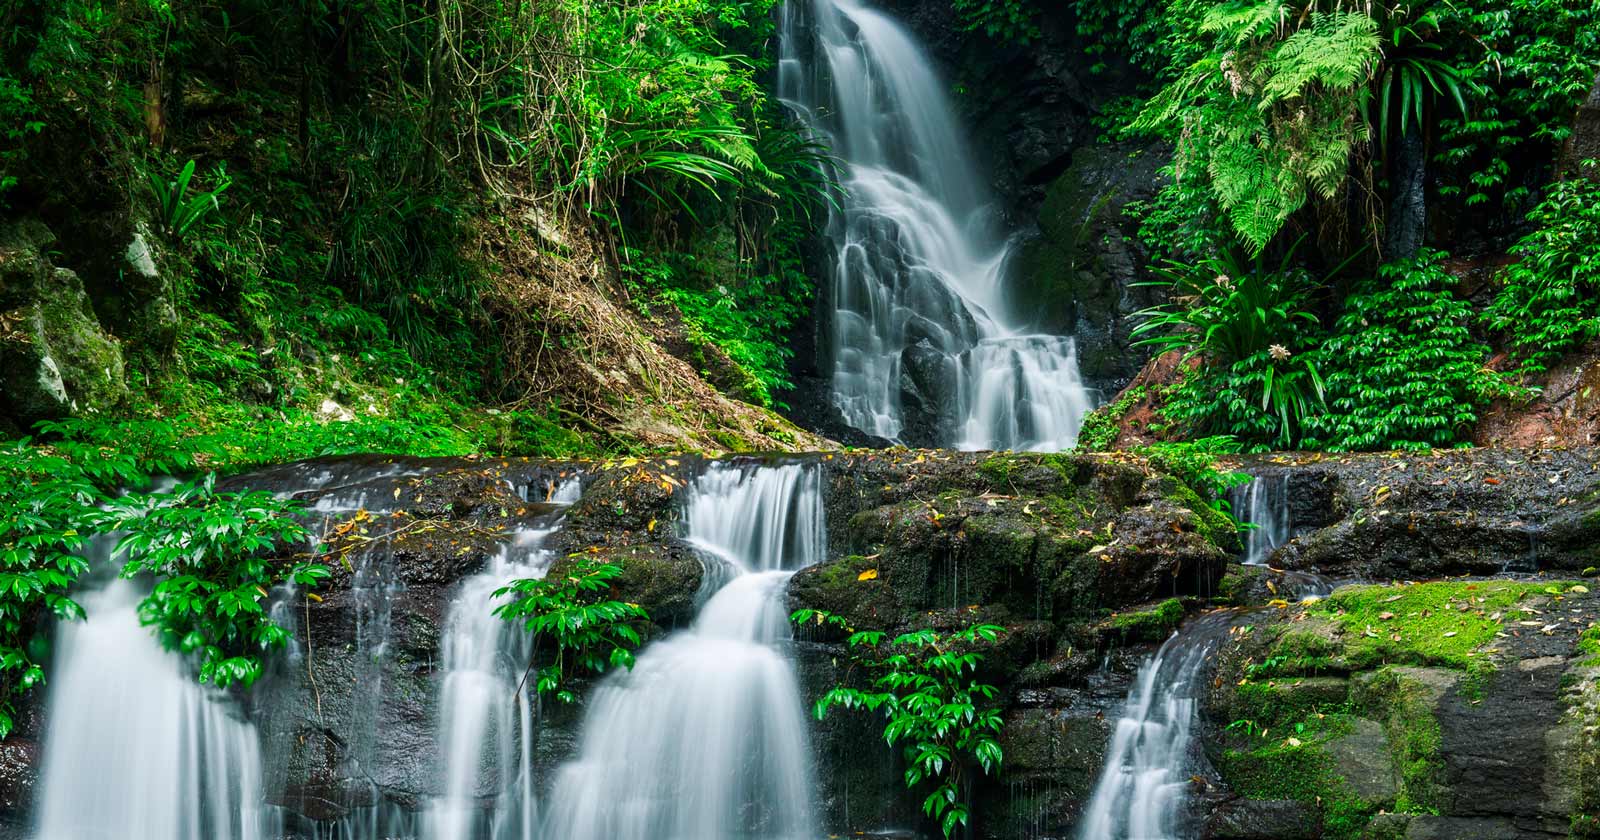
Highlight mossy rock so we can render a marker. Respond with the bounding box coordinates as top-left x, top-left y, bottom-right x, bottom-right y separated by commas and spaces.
1105, 597, 1185, 643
